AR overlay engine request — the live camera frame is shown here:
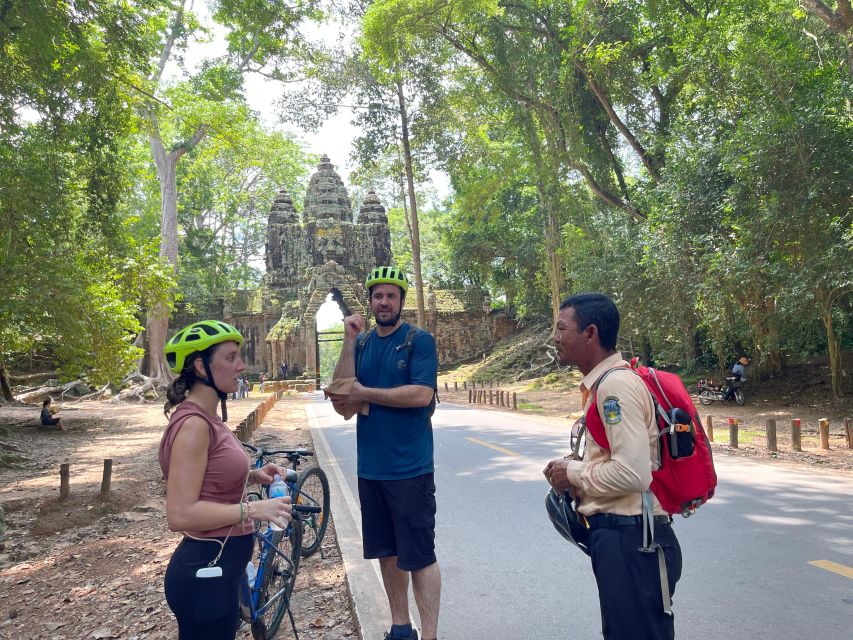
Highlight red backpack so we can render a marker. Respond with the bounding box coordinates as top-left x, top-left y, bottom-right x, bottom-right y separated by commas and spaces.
583, 358, 717, 517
